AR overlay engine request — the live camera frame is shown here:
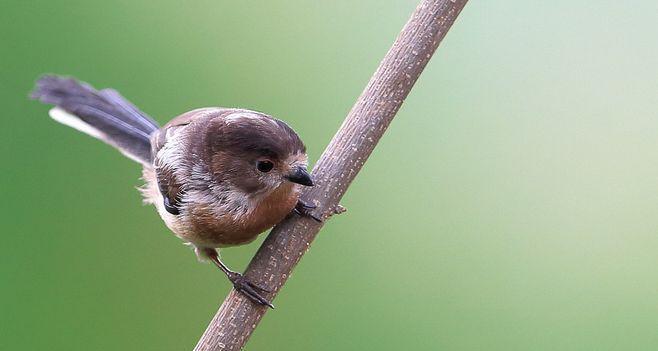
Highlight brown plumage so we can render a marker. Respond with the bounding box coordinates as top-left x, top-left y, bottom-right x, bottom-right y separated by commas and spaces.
31, 76, 315, 307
